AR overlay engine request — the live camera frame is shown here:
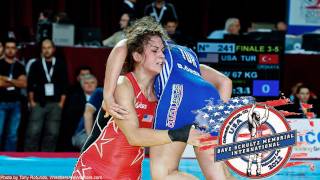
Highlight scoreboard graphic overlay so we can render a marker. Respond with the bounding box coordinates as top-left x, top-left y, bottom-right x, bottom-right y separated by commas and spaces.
197, 41, 283, 98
